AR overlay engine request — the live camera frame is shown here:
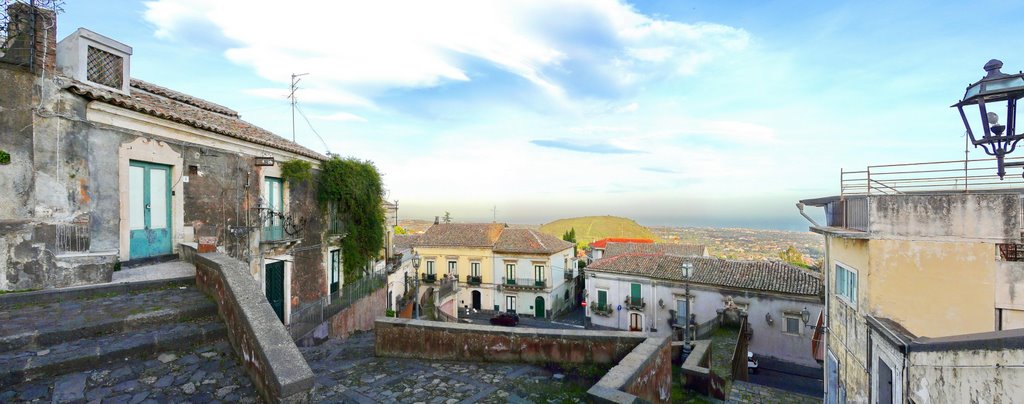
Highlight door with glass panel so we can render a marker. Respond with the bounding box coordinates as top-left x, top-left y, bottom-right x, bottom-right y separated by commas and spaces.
262, 177, 283, 241
128, 161, 172, 259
